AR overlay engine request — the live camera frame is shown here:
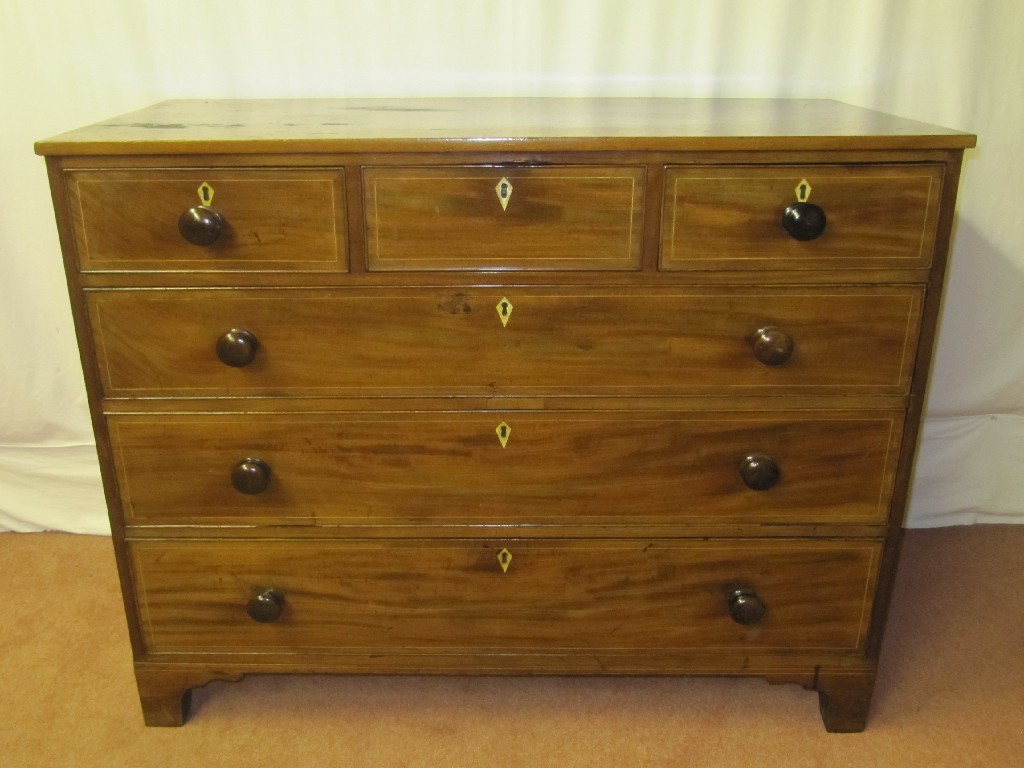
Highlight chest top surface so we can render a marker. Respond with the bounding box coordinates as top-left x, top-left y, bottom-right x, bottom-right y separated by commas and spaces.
35, 97, 976, 155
